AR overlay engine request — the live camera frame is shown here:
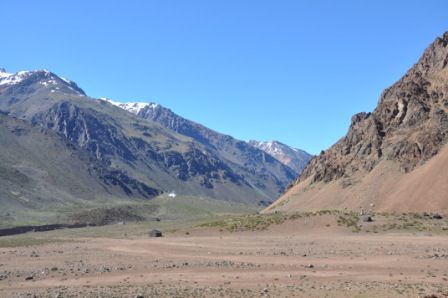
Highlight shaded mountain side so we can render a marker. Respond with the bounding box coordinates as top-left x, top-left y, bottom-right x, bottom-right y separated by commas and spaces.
247, 140, 312, 174
0, 112, 160, 223
0, 68, 294, 209
101, 98, 298, 199
265, 32, 448, 214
